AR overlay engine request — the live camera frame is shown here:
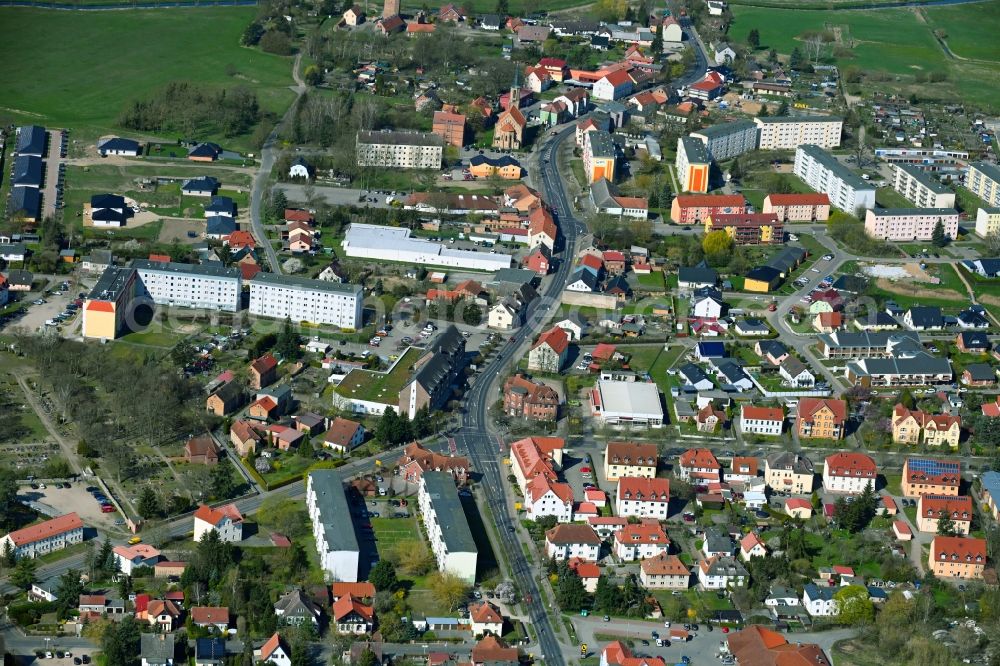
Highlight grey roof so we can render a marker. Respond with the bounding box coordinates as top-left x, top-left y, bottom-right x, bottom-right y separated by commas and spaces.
894, 163, 952, 194
6, 269, 33, 286
958, 331, 990, 348
737, 318, 769, 333
818, 330, 920, 350
907, 306, 943, 328
798, 144, 869, 191
703, 527, 733, 553
9, 188, 40, 220
590, 178, 618, 209
91, 193, 125, 209
766, 246, 807, 274
411, 325, 465, 395
132, 259, 240, 280
309, 470, 360, 556
804, 583, 834, 601
357, 130, 444, 147
206, 195, 236, 215
680, 136, 710, 163
713, 358, 749, 384
98, 137, 141, 153
964, 363, 995, 382
274, 589, 320, 618
87, 266, 136, 302
0, 242, 28, 256
847, 352, 952, 377
251, 271, 361, 297
569, 267, 599, 291
182, 176, 220, 193
780, 356, 810, 378
705, 555, 748, 578
83, 249, 113, 265
958, 310, 990, 327
832, 275, 868, 294
766, 451, 813, 474
692, 120, 756, 140
206, 216, 237, 236
491, 268, 536, 287
678, 264, 718, 285
12, 155, 43, 188
422, 471, 478, 554
756, 115, 842, 124
140, 633, 175, 664
870, 207, 957, 218
972, 161, 1000, 184
679, 363, 711, 386
16, 125, 46, 155
587, 130, 617, 159
757, 340, 787, 359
